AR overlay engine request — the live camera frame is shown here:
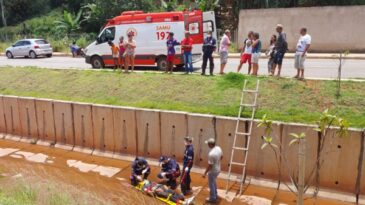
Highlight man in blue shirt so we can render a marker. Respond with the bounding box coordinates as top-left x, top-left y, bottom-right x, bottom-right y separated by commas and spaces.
166, 32, 180, 73
181, 136, 194, 196
158, 156, 181, 190
130, 157, 151, 186
201, 31, 216, 75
